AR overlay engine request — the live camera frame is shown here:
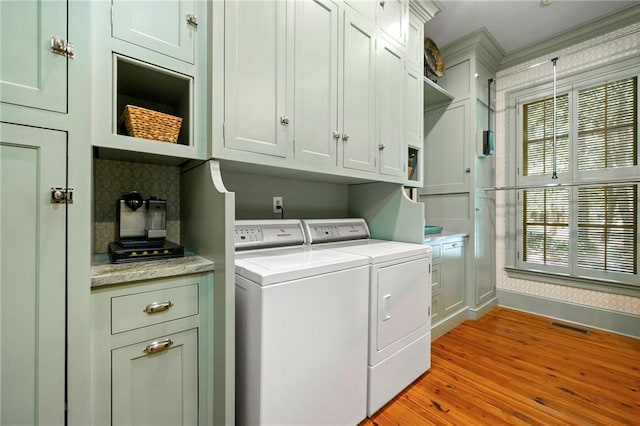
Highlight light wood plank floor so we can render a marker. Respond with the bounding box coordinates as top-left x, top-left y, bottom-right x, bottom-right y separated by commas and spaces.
362, 307, 640, 425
